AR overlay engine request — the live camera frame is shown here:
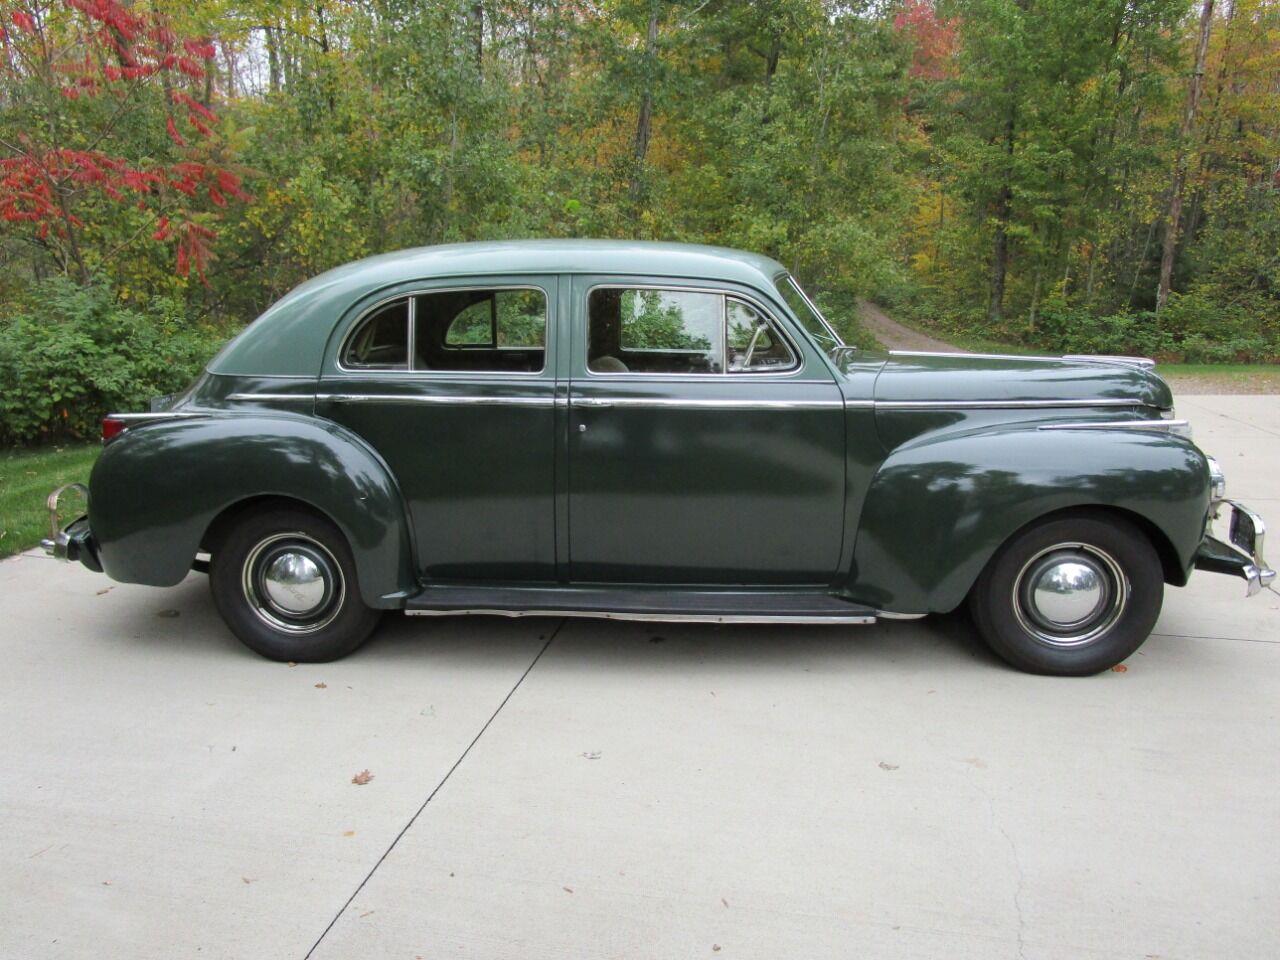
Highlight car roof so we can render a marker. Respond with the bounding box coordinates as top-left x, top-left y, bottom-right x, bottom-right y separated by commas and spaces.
207, 240, 791, 377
